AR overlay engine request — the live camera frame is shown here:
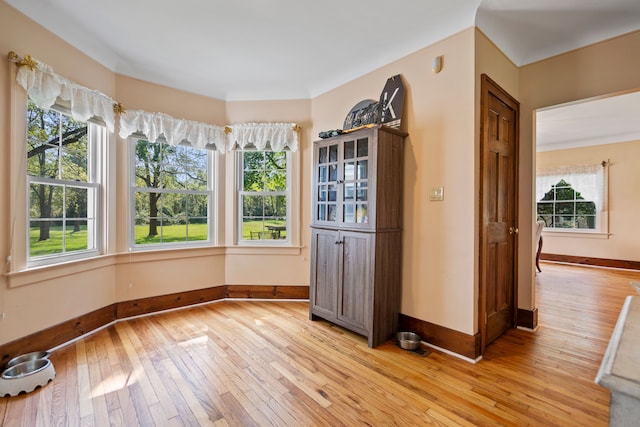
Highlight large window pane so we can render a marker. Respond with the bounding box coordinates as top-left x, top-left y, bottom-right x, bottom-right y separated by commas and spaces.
239, 150, 289, 242
29, 220, 63, 257
27, 102, 99, 264
536, 178, 597, 231
65, 219, 89, 250
243, 195, 264, 217
132, 138, 212, 248
66, 187, 88, 219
